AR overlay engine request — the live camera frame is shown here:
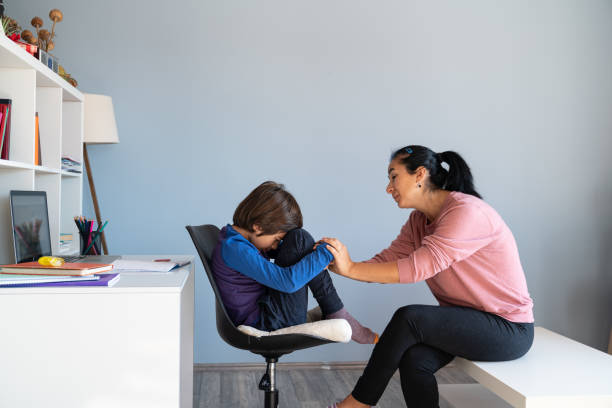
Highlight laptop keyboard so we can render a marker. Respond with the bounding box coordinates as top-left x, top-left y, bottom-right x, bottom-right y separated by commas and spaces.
63, 255, 86, 263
